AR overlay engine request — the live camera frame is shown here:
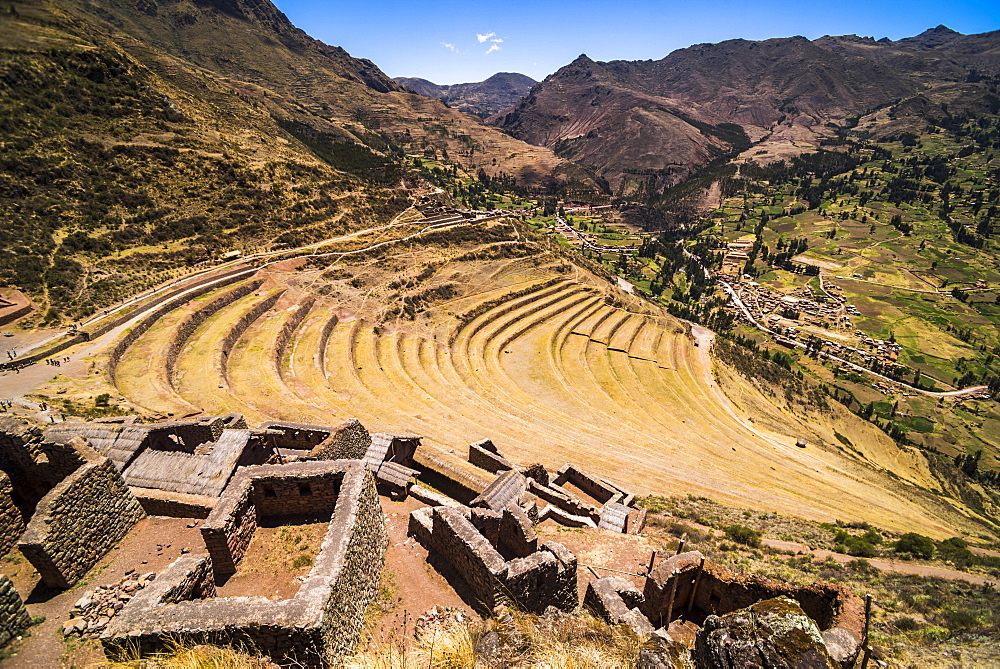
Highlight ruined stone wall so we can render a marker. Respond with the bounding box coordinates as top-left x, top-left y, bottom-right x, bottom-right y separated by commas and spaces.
251, 471, 342, 517
201, 481, 256, 575
18, 443, 145, 588
0, 420, 85, 509
133, 489, 214, 519
0, 472, 24, 558
641, 552, 863, 662
260, 422, 333, 449
309, 419, 371, 461
317, 462, 388, 663
104, 462, 387, 668
468, 440, 514, 474
159, 555, 217, 603
164, 280, 264, 381
504, 541, 577, 614
430, 507, 507, 610
420, 507, 578, 615
273, 298, 315, 369
553, 465, 617, 504
499, 506, 537, 558
0, 574, 30, 648
528, 480, 599, 521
